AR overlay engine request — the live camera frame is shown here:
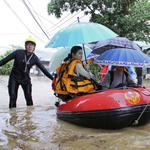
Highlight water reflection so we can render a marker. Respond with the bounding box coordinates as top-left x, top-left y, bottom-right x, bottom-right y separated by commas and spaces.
0, 76, 150, 149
